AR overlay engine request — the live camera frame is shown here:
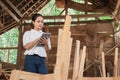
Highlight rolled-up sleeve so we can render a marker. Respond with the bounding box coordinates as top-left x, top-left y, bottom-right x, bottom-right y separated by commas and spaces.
23, 31, 30, 46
